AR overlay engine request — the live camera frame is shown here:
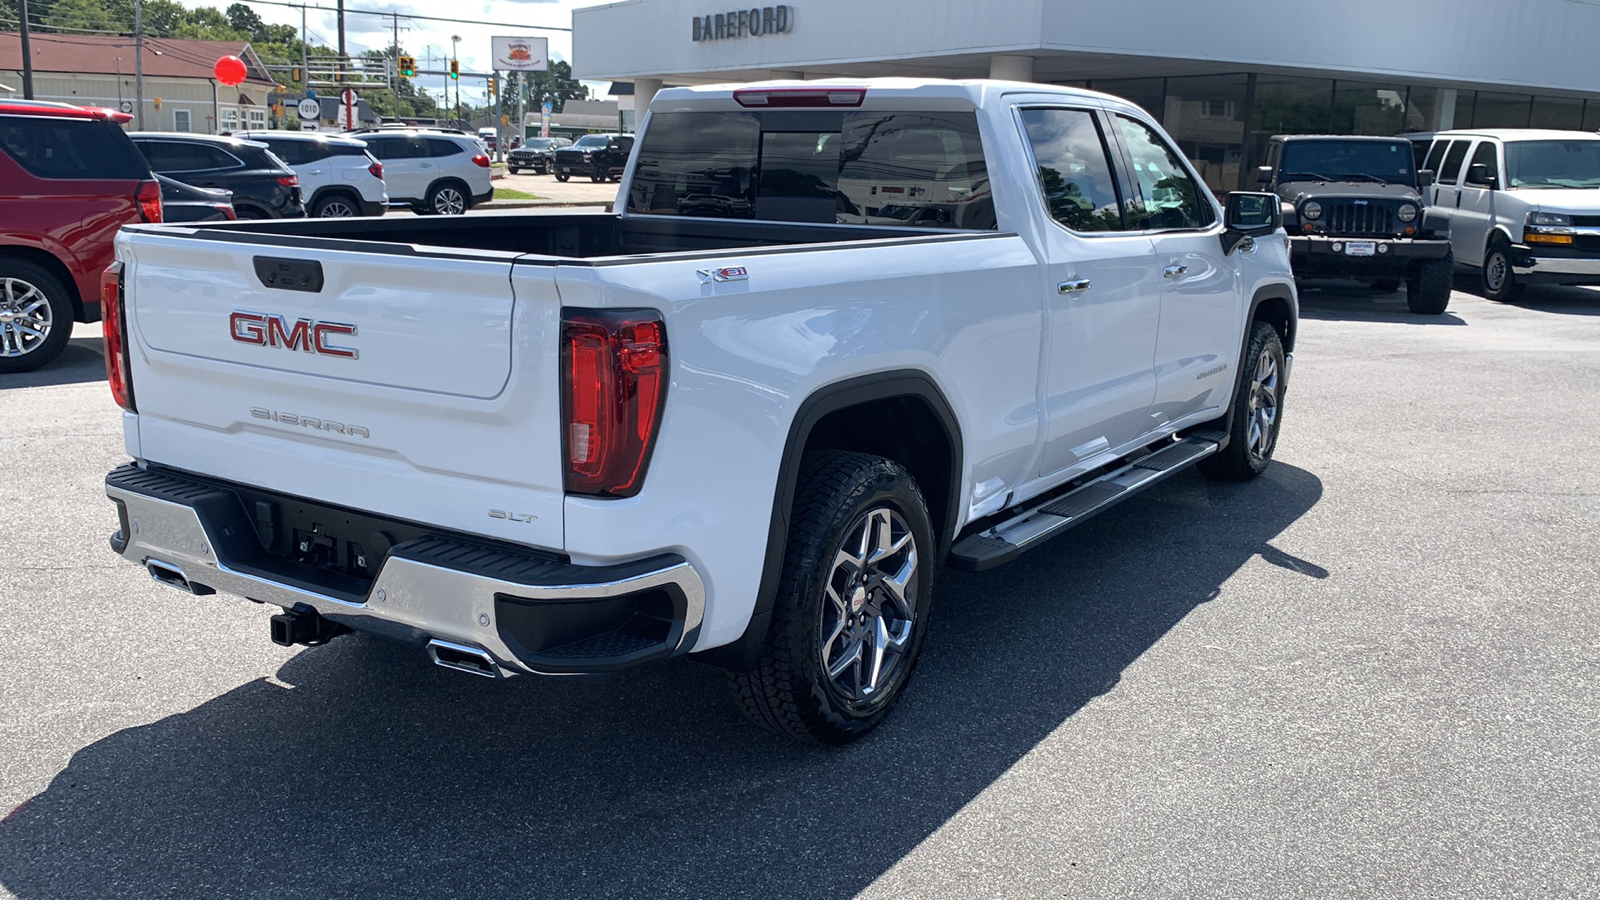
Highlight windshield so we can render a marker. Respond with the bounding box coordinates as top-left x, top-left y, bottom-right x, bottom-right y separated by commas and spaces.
1505, 140, 1600, 188
1278, 140, 1415, 184
573, 135, 610, 149
522, 139, 554, 149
